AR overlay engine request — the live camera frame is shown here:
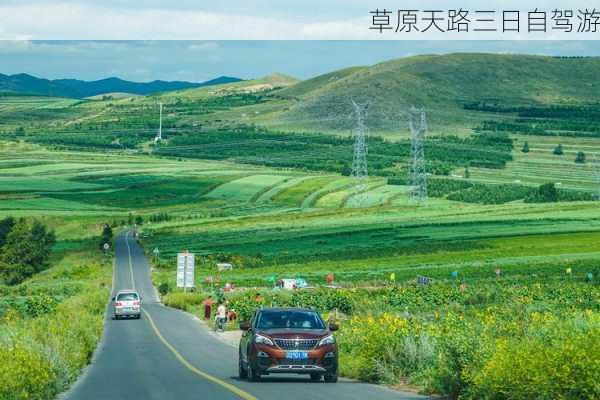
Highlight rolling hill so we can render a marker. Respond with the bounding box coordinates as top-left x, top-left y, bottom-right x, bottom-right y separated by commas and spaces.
3, 53, 600, 194
260, 54, 600, 134
0, 73, 242, 98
